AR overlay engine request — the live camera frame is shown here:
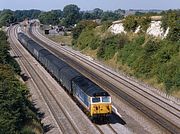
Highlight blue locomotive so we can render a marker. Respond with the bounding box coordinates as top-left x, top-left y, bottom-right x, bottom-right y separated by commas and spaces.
18, 32, 112, 118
